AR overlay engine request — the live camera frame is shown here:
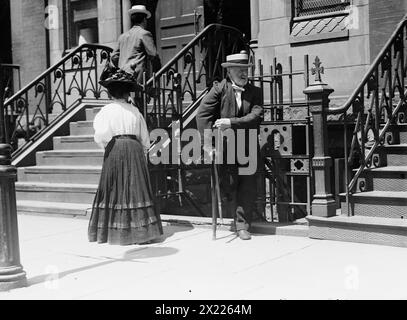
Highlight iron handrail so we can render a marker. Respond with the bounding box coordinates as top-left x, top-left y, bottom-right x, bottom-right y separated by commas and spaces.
3, 44, 113, 107
328, 14, 407, 115
146, 23, 250, 87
